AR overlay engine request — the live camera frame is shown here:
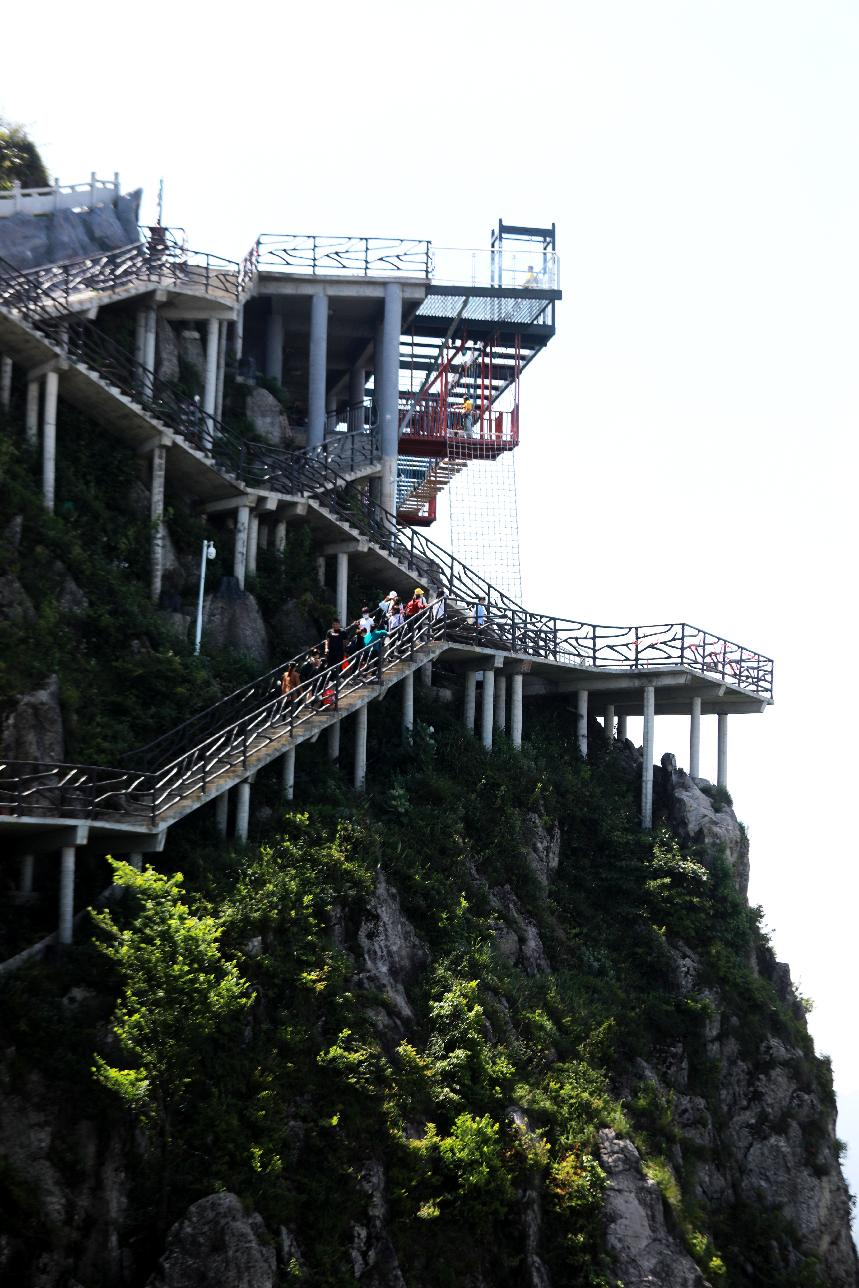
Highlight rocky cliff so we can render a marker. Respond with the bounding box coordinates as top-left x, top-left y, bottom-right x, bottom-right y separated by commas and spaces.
0, 698, 855, 1288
